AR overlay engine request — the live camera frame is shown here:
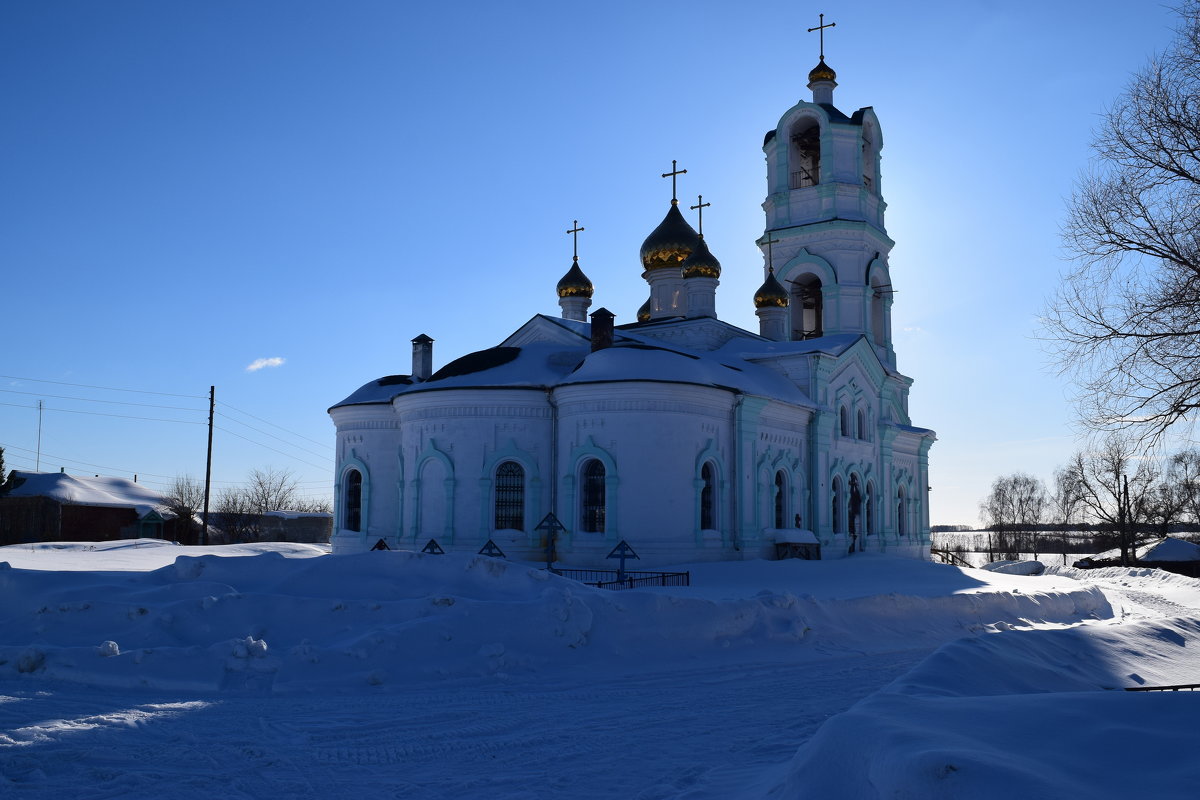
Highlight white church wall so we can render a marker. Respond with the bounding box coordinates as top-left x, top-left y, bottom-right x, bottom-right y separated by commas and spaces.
553, 382, 737, 567
395, 388, 552, 559
330, 403, 401, 554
